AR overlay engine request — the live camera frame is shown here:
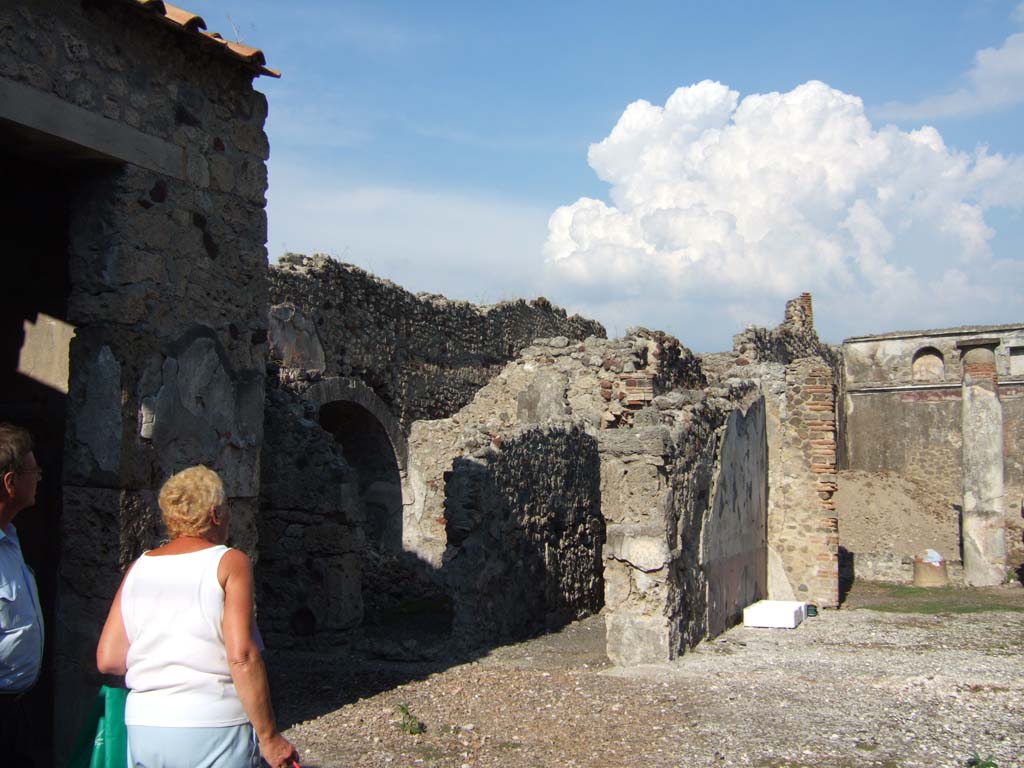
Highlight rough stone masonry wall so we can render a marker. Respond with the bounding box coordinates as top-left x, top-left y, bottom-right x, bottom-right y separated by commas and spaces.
2, 2, 272, 754
767, 360, 839, 607
732, 293, 838, 368
257, 272, 604, 650
603, 389, 768, 664
442, 426, 603, 646
404, 327, 764, 663
268, 253, 606, 425
406, 332, 706, 567
703, 294, 839, 607
256, 384, 366, 648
